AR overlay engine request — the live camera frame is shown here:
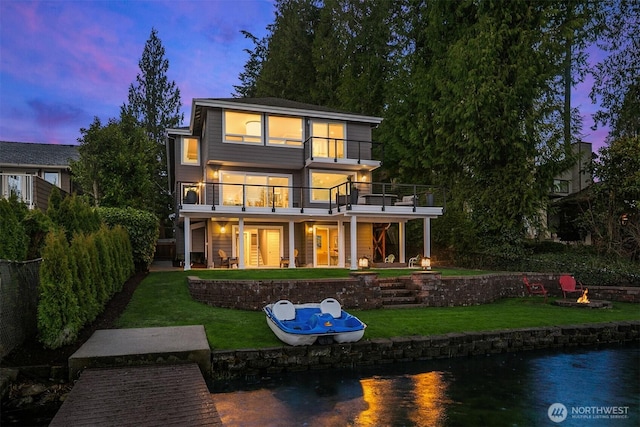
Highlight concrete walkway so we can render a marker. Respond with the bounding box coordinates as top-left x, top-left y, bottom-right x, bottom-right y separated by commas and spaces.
51, 325, 220, 426
68, 325, 211, 380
